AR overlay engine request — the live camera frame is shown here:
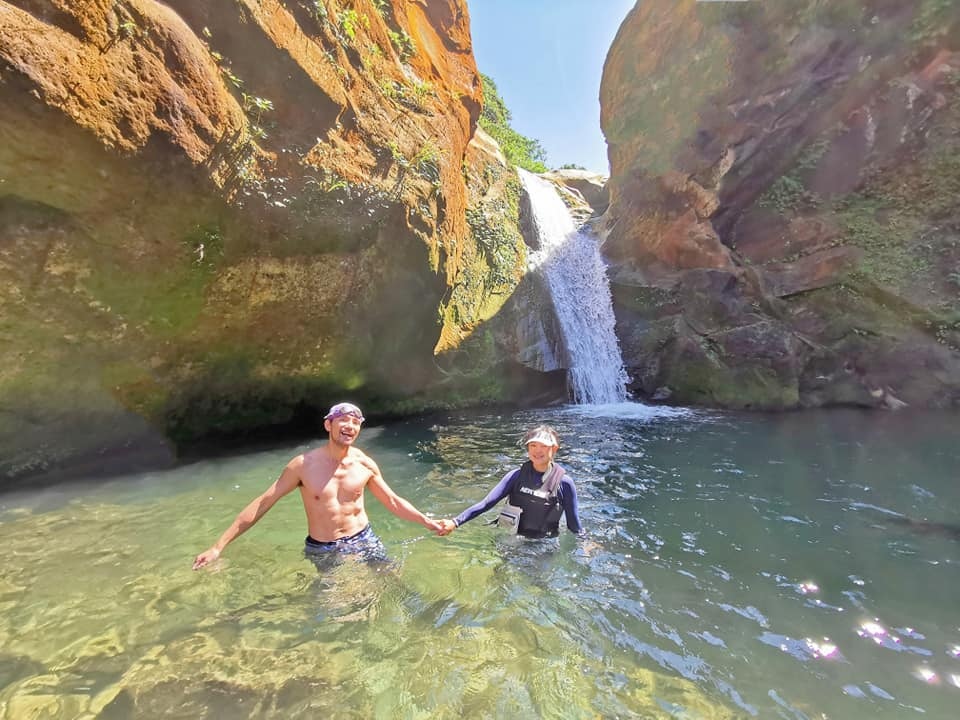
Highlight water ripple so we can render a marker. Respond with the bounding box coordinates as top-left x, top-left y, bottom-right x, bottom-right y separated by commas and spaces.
2, 407, 959, 718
